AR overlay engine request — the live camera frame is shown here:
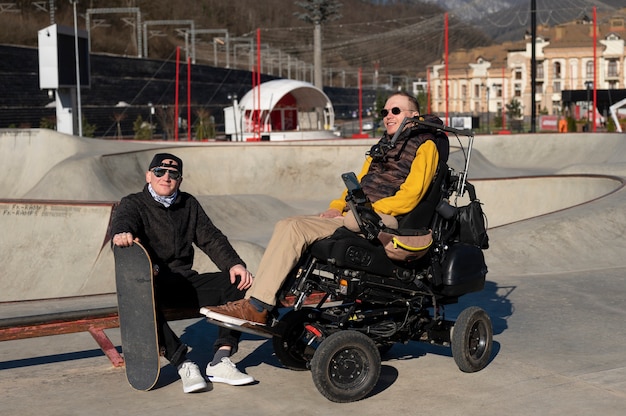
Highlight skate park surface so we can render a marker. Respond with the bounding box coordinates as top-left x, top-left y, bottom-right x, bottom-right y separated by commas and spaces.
1, 128, 625, 415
